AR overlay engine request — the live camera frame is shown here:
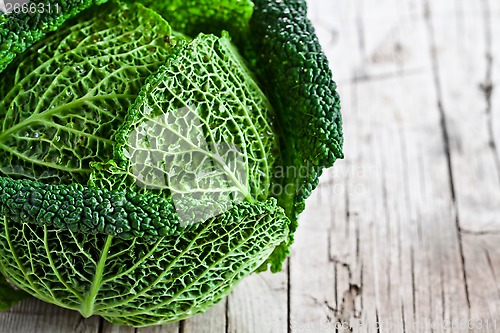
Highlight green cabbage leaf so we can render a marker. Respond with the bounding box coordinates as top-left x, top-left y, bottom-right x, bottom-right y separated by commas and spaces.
0, 1, 177, 184
0, 1, 290, 325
